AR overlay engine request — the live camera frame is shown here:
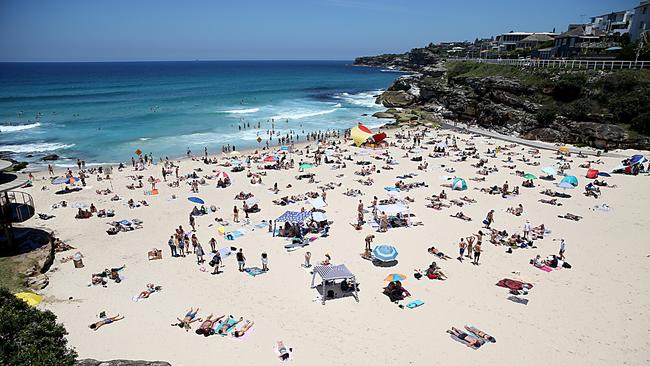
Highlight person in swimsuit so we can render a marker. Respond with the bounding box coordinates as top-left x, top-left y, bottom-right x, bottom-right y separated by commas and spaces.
446, 327, 483, 348
195, 314, 225, 336
464, 325, 496, 343
89, 314, 124, 330
427, 246, 452, 260
277, 341, 292, 361
232, 320, 254, 337
171, 308, 201, 331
